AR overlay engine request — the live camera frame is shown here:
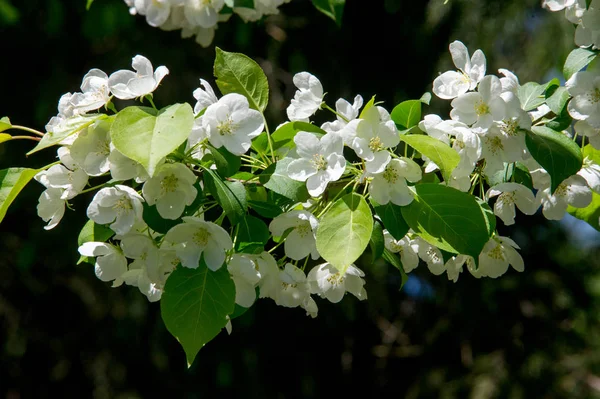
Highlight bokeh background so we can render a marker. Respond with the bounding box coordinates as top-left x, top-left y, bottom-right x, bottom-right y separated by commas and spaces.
2, 0, 600, 397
